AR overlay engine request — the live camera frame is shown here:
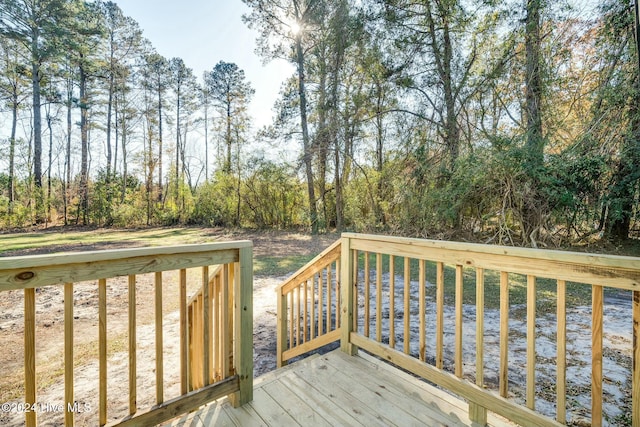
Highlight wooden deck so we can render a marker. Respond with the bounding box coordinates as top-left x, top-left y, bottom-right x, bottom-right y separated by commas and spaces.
165, 349, 514, 427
